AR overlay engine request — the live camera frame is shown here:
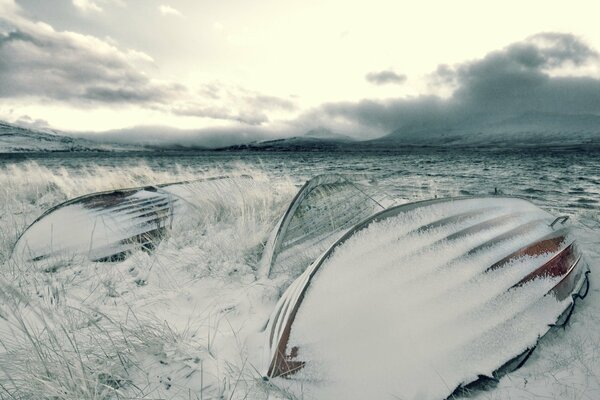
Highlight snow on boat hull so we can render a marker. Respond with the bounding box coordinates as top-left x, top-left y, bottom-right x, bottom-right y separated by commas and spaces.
262, 196, 589, 400
259, 174, 393, 280
12, 176, 253, 265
